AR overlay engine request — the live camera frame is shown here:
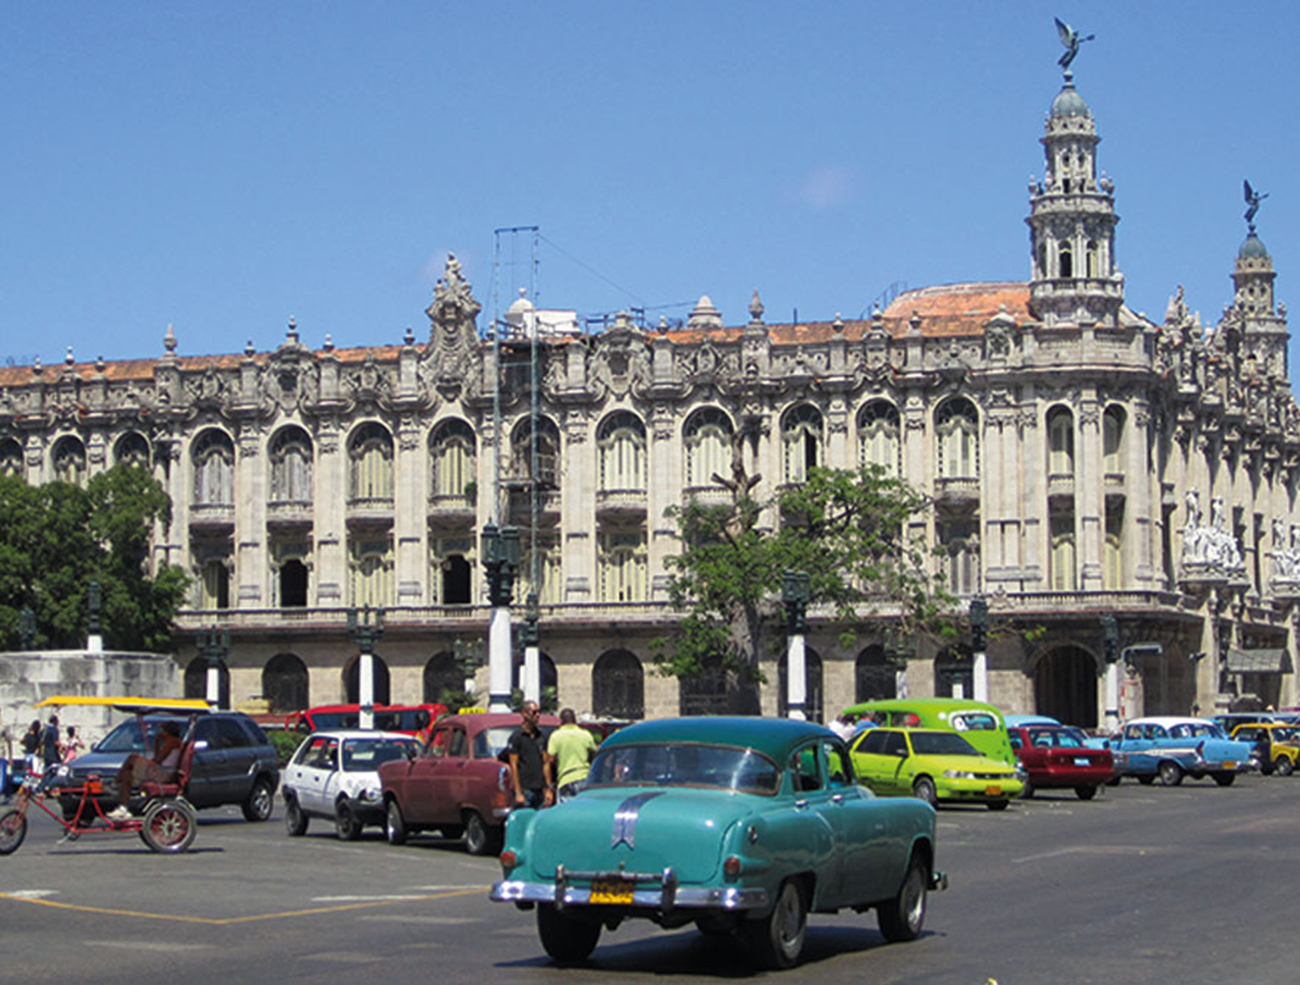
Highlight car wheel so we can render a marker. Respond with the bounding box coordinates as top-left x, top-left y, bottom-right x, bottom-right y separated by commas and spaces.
986, 799, 1009, 811
912, 776, 938, 808
1020, 777, 1034, 799
1105, 775, 1122, 786
878, 854, 928, 943
744, 879, 808, 969
284, 797, 308, 837
1158, 761, 1183, 787
1137, 774, 1155, 785
140, 799, 196, 854
335, 800, 362, 841
536, 902, 601, 964
464, 810, 500, 856
385, 800, 408, 846
242, 777, 275, 823
1213, 772, 1236, 787
0, 809, 28, 855
1275, 757, 1295, 778
1075, 785, 1098, 801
